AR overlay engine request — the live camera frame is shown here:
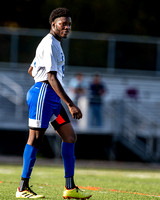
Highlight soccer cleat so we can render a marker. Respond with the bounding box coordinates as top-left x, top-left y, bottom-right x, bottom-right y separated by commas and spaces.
63, 186, 92, 199
16, 187, 45, 198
